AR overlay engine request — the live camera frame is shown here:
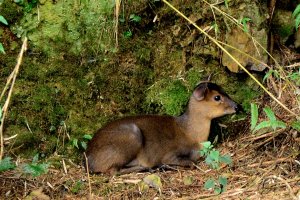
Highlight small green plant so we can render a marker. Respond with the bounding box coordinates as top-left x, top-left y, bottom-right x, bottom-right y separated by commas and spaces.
200, 141, 232, 169
70, 180, 84, 194
224, 0, 229, 8
293, 4, 300, 30
200, 142, 232, 194
14, 0, 39, 12
240, 17, 251, 33
124, 30, 133, 38
291, 121, 300, 131
22, 154, 49, 177
251, 103, 286, 133
71, 134, 92, 150
204, 176, 228, 194
0, 15, 8, 54
129, 14, 142, 23
287, 68, 300, 86
0, 157, 16, 172
263, 69, 280, 83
